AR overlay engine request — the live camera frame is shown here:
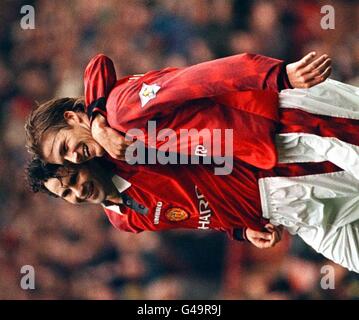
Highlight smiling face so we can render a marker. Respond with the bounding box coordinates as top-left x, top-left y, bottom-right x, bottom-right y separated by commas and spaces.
40, 111, 104, 164
44, 163, 109, 205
